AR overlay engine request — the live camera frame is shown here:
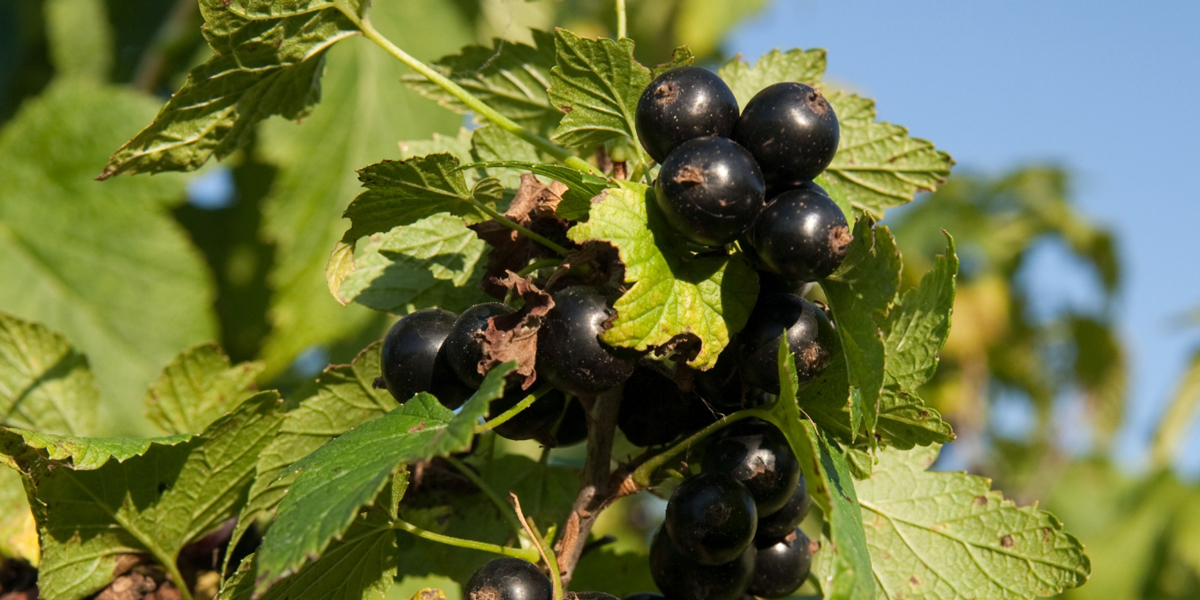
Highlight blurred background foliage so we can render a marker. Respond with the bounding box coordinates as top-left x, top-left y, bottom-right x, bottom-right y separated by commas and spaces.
0, 0, 1198, 598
